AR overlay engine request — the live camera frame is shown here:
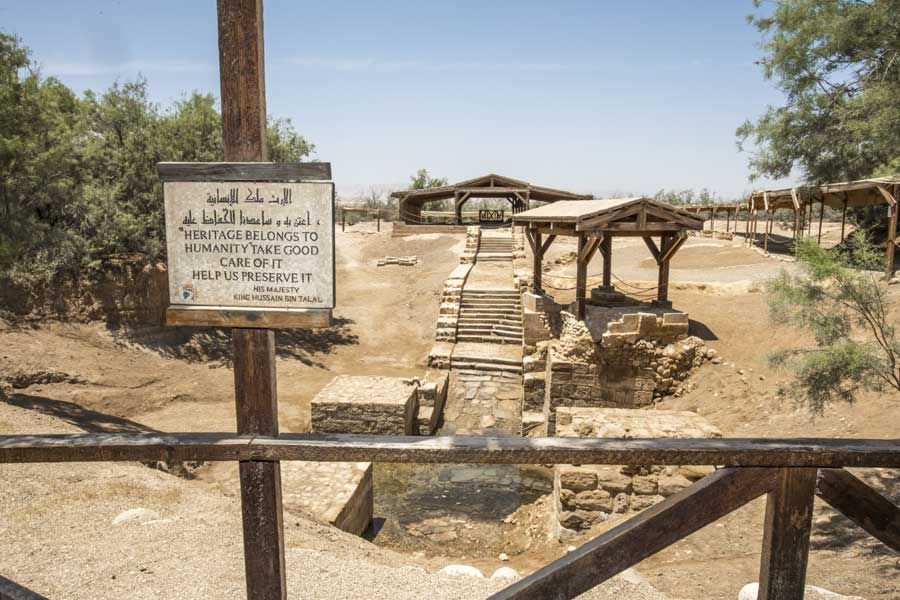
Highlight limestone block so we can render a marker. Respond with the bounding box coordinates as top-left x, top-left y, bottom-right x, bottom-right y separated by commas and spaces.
658, 474, 692, 496
632, 475, 658, 496
572, 489, 612, 512
311, 375, 418, 436
595, 467, 632, 495
612, 492, 630, 513
558, 466, 598, 492
630, 494, 664, 511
